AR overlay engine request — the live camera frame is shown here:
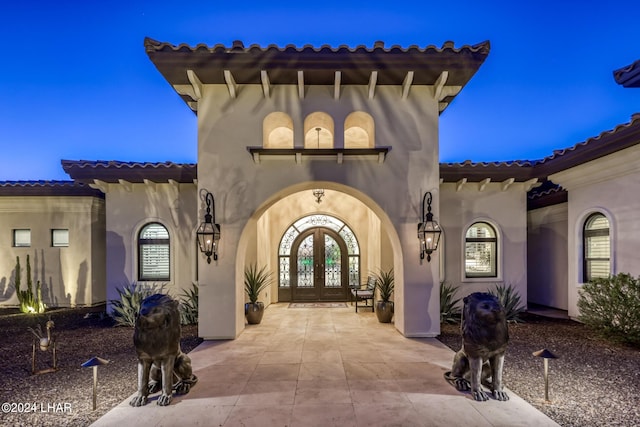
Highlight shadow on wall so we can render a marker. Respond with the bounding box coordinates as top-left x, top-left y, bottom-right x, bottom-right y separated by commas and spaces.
106, 231, 129, 305
0, 274, 16, 303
